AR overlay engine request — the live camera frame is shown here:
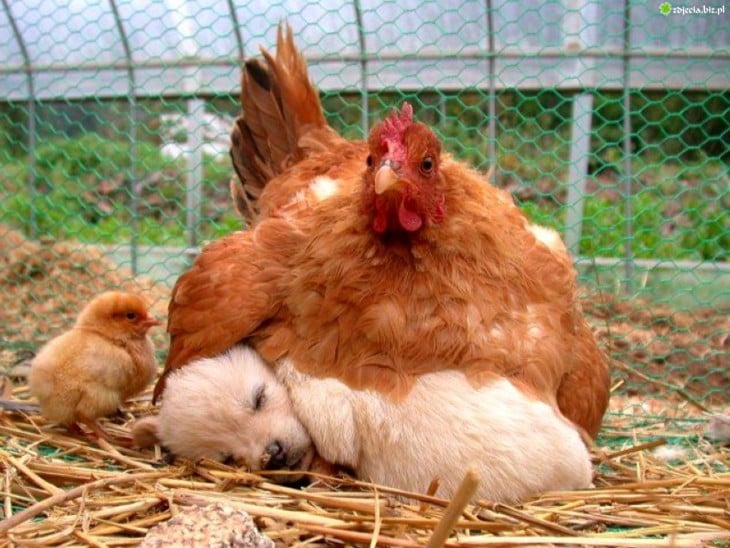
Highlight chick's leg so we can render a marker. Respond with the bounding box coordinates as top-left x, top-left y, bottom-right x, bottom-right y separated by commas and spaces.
66, 422, 88, 437
74, 413, 134, 447
72, 386, 134, 447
